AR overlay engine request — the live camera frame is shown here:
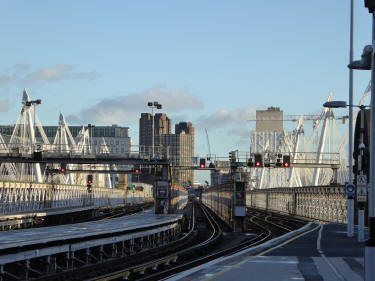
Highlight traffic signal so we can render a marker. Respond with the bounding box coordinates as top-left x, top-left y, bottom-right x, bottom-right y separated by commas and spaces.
254, 154, 263, 167
235, 182, 245, 205
87, 174, 93, 193
60, 163, 66, 174
229, 151, 236, 163
199, 158, 206, 168
133, 166, 140, 174
87, 174, 93, 185
283, 155, 291, 167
